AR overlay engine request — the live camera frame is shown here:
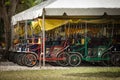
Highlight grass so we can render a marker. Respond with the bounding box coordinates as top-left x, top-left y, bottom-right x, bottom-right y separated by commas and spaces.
0, 67, 120, 80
